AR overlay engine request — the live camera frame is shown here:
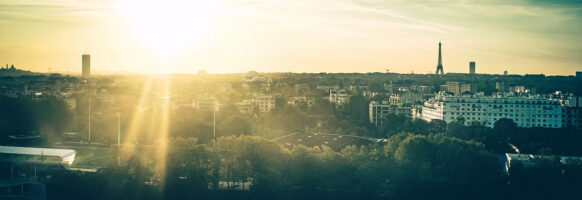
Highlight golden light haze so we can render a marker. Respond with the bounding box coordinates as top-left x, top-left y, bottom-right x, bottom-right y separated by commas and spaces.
0, 0, 581, 75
